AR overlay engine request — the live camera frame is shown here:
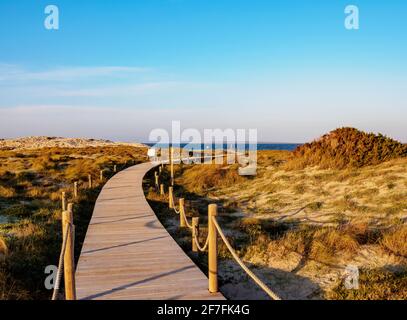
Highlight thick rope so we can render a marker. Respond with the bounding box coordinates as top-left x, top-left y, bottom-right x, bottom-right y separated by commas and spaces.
170, 192, 181, 214
193, 232, 209, 252
180, 207, 193, 229
212, 217, 281, 300
52, 223, 71, 300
